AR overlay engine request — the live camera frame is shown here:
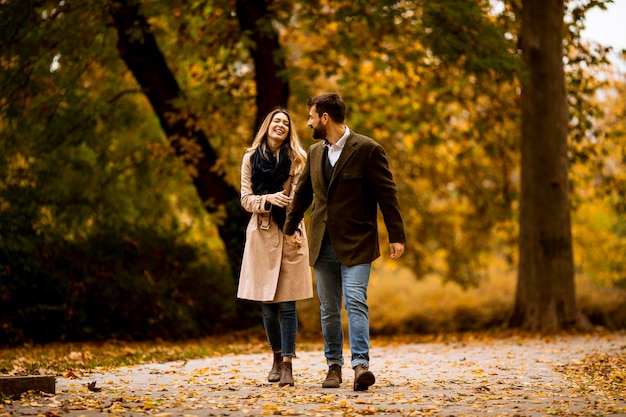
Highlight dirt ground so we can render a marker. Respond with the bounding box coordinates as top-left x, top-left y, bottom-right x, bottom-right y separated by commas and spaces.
1, 332, 625, 416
